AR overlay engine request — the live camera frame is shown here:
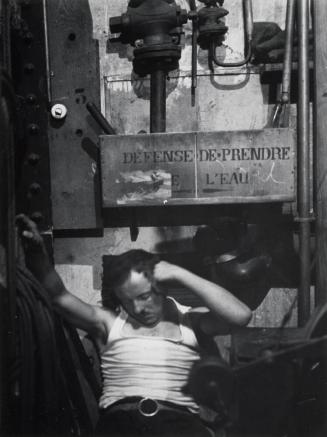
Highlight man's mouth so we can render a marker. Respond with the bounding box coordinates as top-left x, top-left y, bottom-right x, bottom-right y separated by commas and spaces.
139, 313, 157, 323
141, 313, 153, 320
